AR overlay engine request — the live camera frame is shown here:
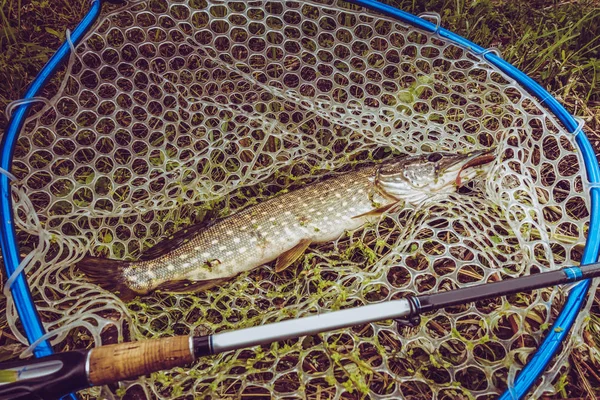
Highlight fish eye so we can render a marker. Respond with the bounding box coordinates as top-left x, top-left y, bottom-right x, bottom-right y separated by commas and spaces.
427, 153, 442, 162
